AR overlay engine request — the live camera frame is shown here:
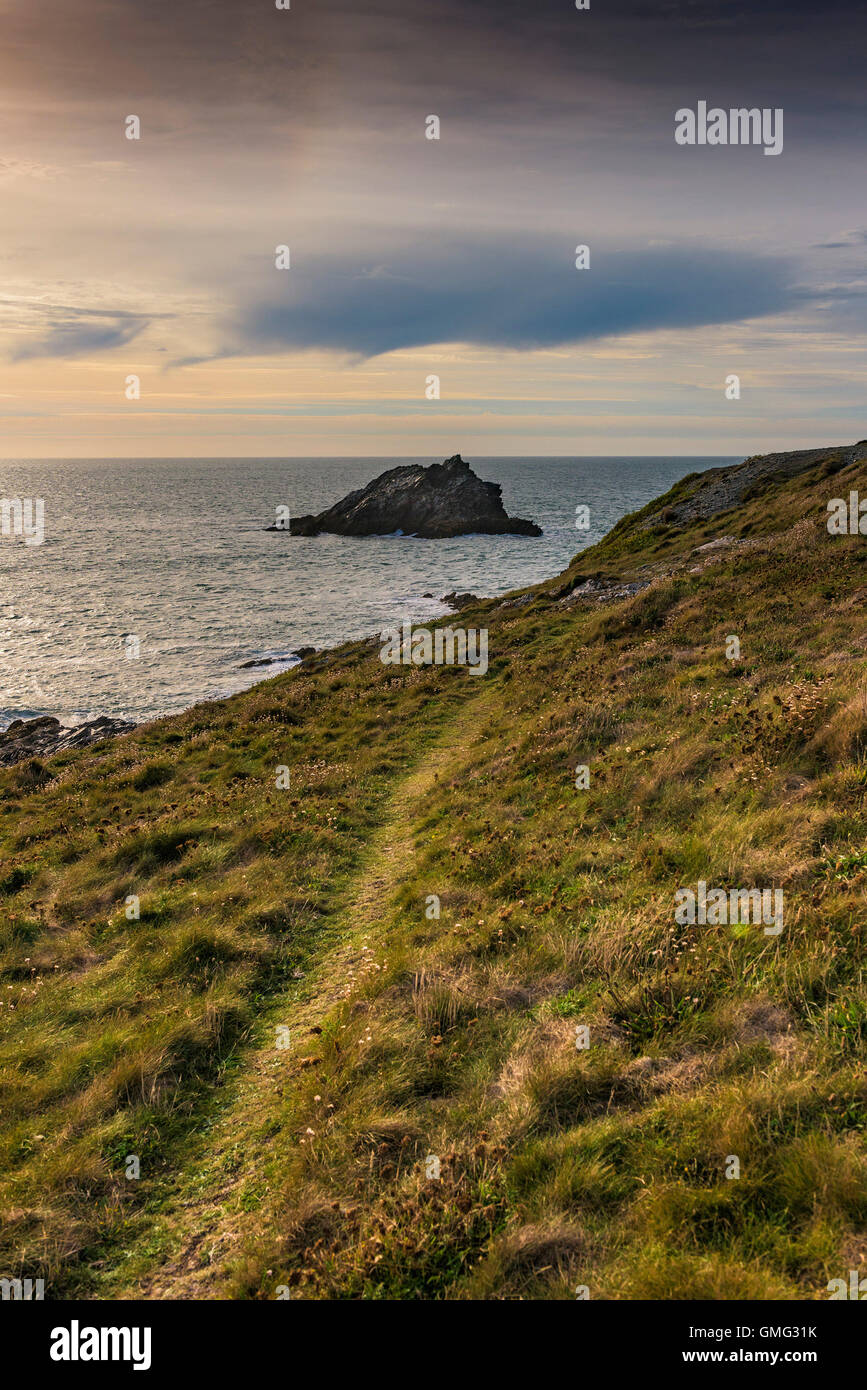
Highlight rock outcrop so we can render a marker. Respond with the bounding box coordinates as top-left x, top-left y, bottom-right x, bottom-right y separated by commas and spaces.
238, 648, 316, 669
558, 577, 650, 606
440, 591, 480, 609
643, 441, 867, 530
0, 715, 135, 767
274, 455, 542, 539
